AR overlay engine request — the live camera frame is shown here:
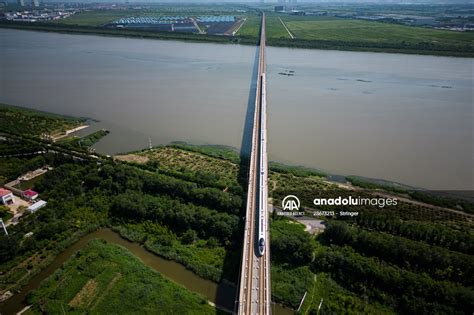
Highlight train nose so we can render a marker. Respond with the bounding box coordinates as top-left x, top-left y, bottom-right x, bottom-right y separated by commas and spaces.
258, 238, 265, 256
